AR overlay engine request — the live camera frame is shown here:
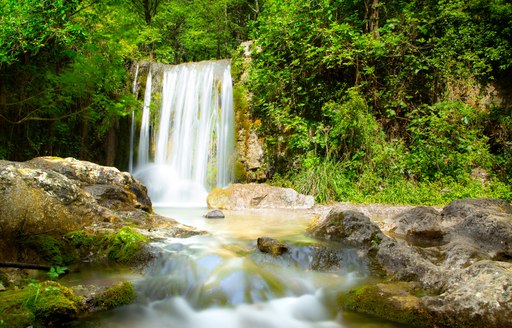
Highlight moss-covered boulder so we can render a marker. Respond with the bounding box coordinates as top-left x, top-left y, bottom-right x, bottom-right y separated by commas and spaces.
0, 157, 201, 265
0, 282, 81, 328
257, 237, 288, 255
90, 281, 136, 311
